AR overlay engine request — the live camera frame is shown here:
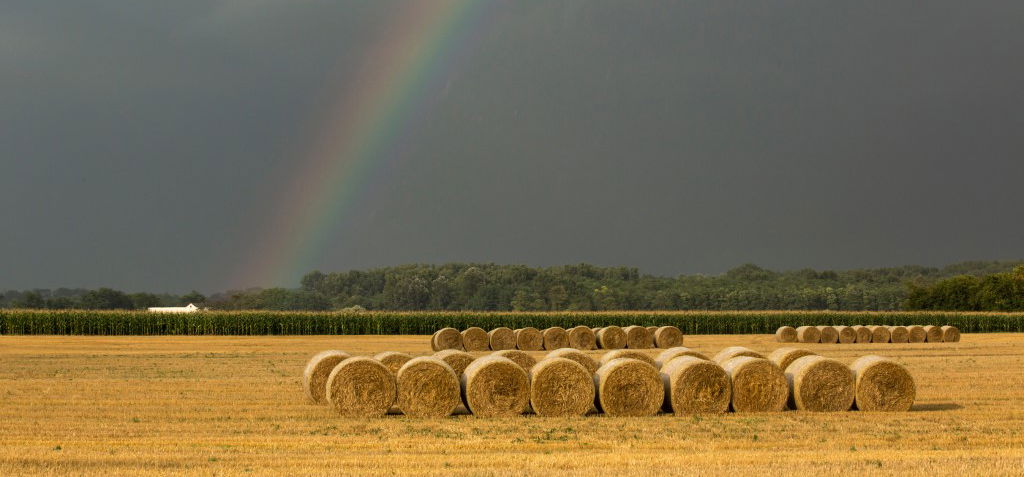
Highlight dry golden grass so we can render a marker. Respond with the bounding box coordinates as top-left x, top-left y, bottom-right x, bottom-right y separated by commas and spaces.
0, 333, 1023, 475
